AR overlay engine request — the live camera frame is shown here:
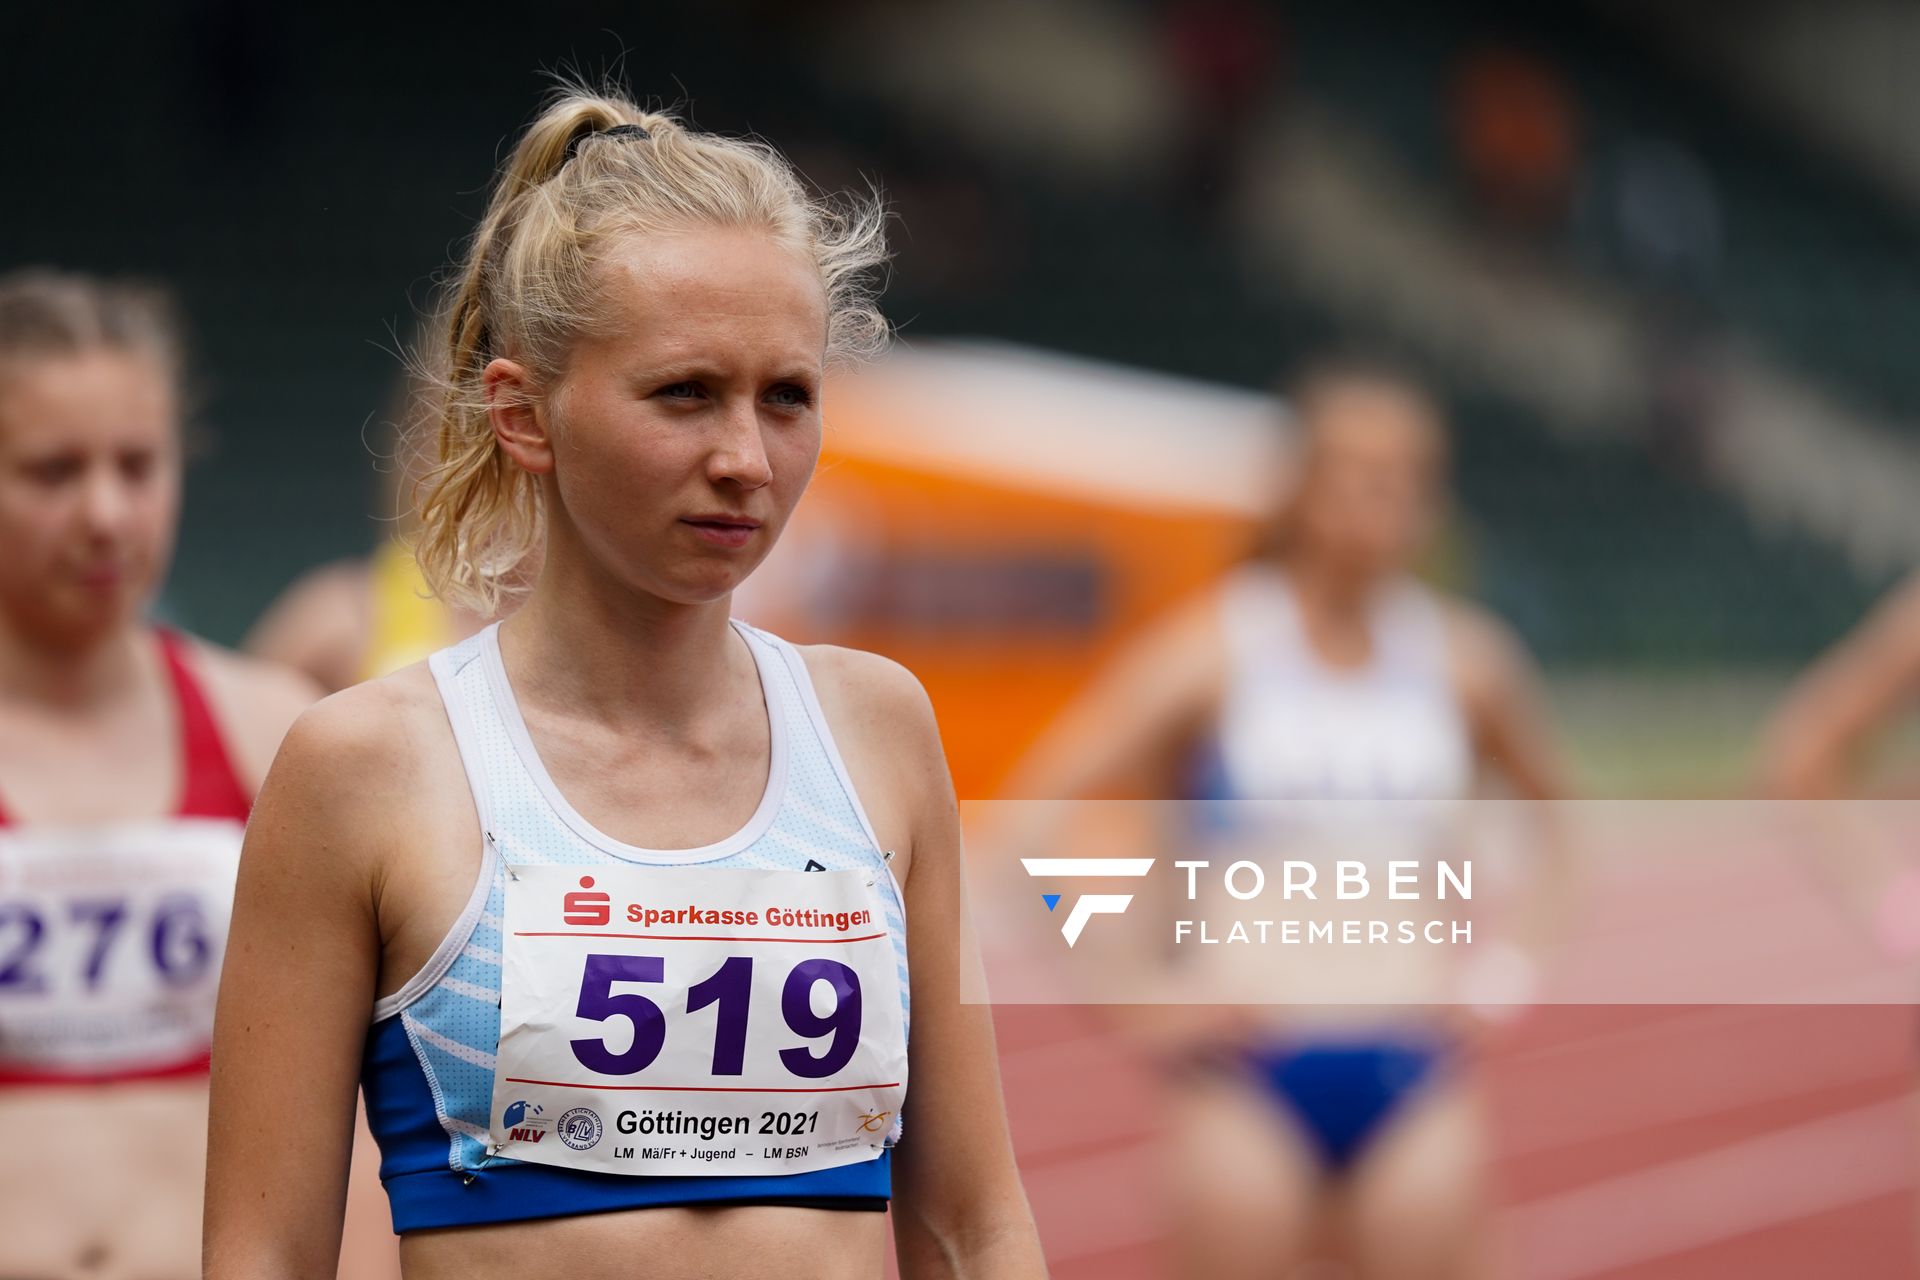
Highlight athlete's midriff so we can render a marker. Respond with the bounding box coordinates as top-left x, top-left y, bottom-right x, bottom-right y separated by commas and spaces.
0, 1079, 207, 1280
399, 1201, 888, 1280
